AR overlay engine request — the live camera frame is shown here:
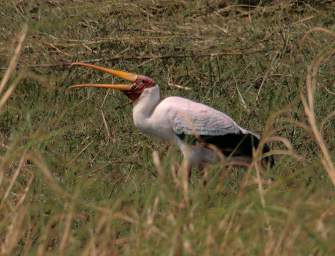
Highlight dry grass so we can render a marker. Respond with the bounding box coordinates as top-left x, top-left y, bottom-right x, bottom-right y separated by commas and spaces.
0, 25, 28, 256
300, 27, 335, 184
0, 0, 334, 255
